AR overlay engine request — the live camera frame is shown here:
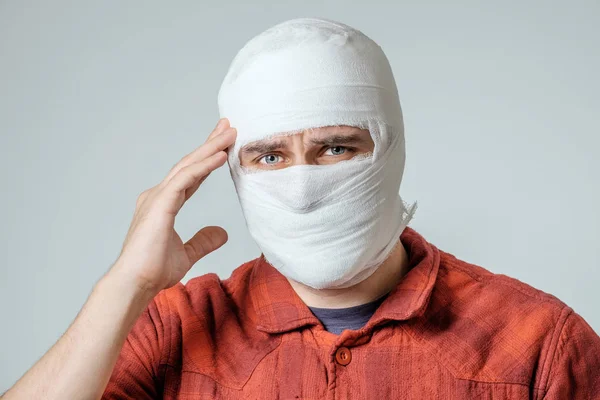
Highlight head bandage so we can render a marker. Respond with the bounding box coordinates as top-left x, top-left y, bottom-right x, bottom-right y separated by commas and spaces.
218, 18, 417, 289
